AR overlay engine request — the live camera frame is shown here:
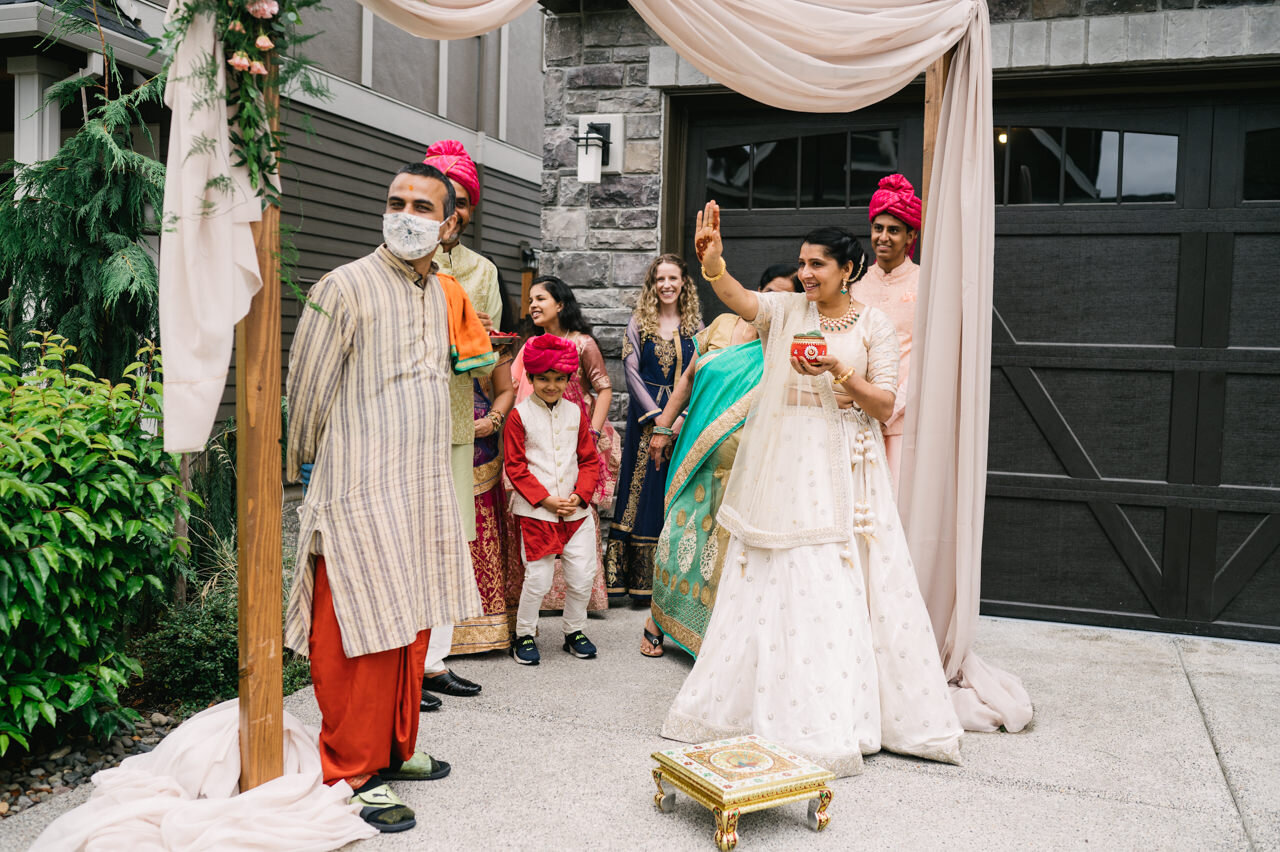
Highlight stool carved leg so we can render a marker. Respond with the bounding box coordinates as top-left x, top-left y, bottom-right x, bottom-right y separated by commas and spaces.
652, 768, 675, 812
807, 787, 833, 831
713, 807, 740, 851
